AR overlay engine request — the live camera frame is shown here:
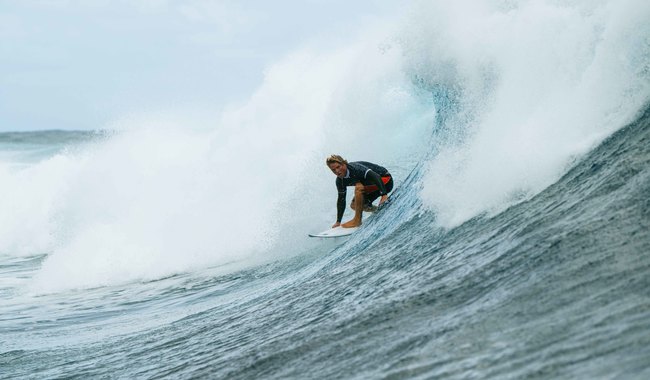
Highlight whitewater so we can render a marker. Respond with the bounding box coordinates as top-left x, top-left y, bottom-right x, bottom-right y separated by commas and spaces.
2, 1, 650, 378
